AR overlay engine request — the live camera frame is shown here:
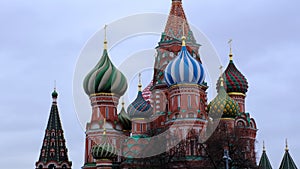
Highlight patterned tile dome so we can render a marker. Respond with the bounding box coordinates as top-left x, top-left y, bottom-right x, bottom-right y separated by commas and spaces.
128, 75, 153, 119
164, 37, 205, 86
127, 90, 153, 119
209, 77, 240, 119
217, 55, 248, 94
